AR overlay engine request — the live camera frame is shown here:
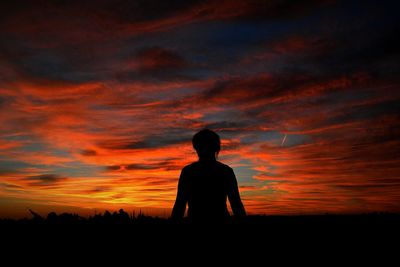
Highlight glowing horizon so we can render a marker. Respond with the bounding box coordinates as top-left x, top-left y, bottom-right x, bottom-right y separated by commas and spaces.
1, 0, 400, 218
